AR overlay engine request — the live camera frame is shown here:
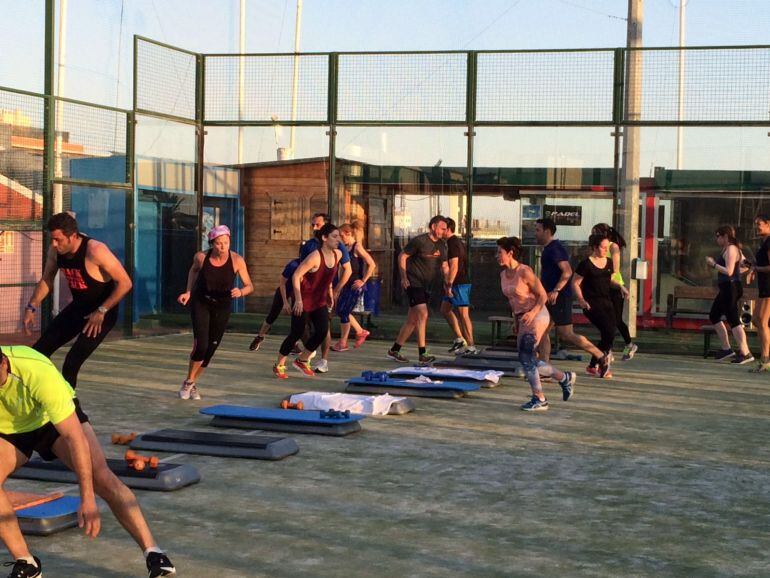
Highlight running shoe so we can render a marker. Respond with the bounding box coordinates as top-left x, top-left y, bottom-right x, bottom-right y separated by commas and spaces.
448, 338, 467, 354
273, 364, 288, 379
622, 343, 638, 361
331, 341, 349, 352
749, 360, 770, 373
292, 358, 315, 377
4, 556, 42, 578
178, 380, 194, 400
314, 359, 329, 373
249, 335, 265, 351
559, 371, 576, 401
731, 353, 755, 365
464, 346, 479, 355
715, 349, 735, 362
188, 383, 201, 401
585, 365, 599, 377
418, 353, 436, 364
354, 330, 371, 348
146, 551, 176, 577
598, 363, 613, 379
387, 349, 410, 363
521, 395, 549, 411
